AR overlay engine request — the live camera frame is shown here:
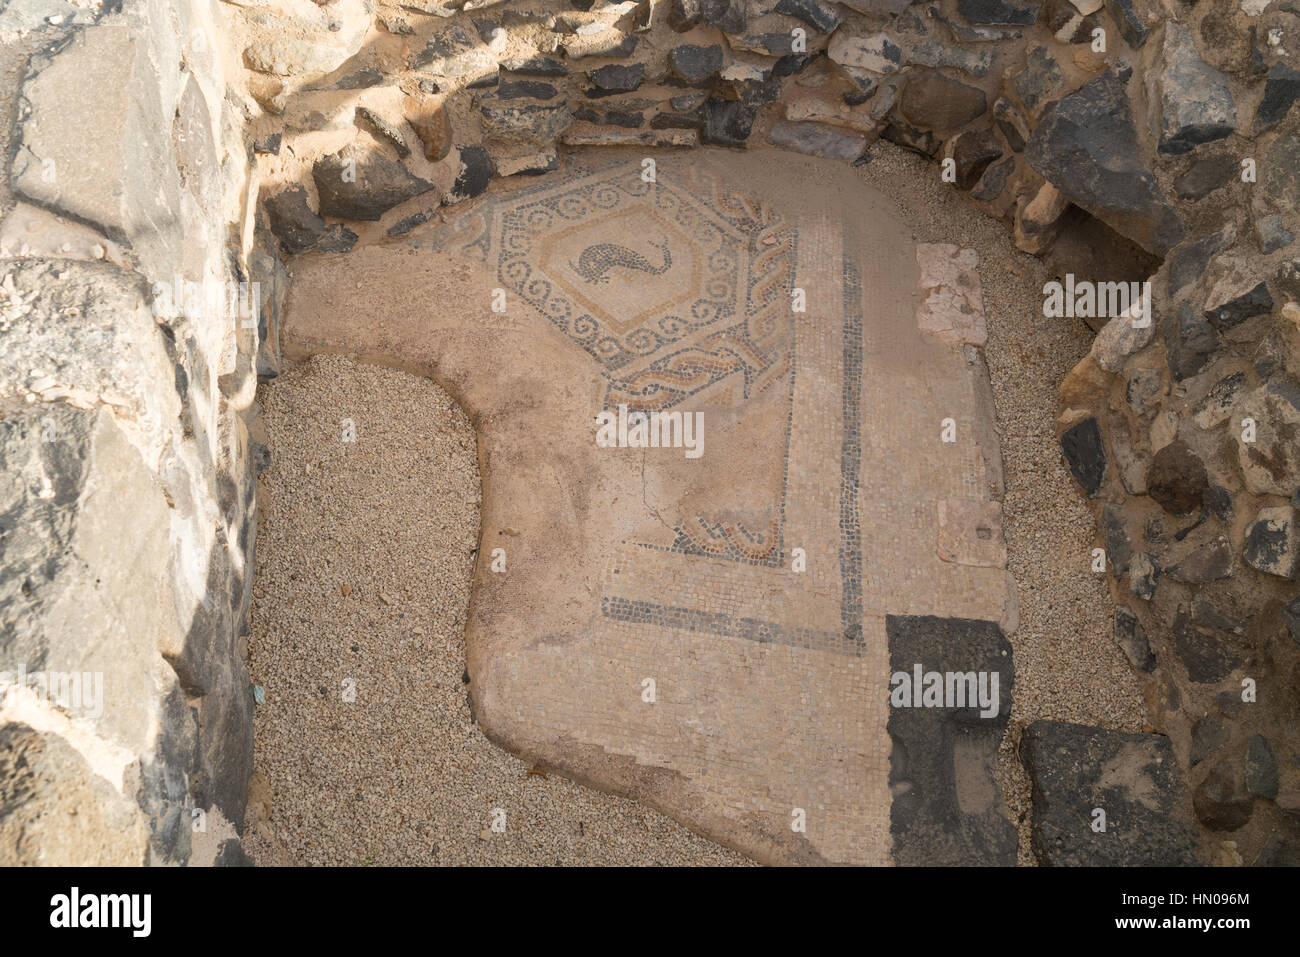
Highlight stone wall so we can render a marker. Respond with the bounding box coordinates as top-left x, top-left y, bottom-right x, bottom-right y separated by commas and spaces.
238, 0, 1300, 864
1, 0, 1295, 865
0, 0, 261, 864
